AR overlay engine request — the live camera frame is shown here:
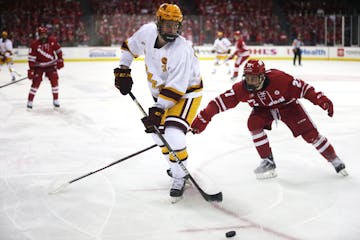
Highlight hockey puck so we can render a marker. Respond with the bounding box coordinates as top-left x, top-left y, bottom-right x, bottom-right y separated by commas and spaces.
225, 230, 236, 238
